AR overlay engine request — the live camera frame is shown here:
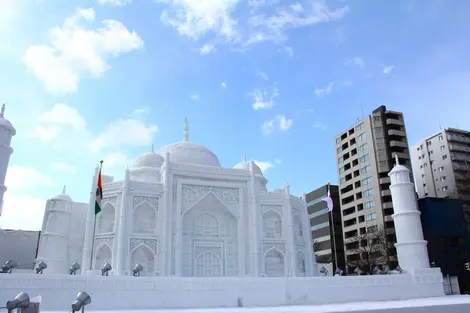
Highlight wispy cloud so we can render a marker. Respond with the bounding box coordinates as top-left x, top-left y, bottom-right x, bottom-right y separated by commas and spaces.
190, 94, 199, 100
383, 65, 394, 74
131, 108, 149, 116
314, 81, 351, 98
200, 43, 216, 55
346, 56, 365, 68
256, 71, 269, 81
97, 0, 132, 6
262, 115, 293, 135
312, 123, 327, 131
221, 82, 227, 88
50, 163, 77, 175
251, 86, 279, 110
